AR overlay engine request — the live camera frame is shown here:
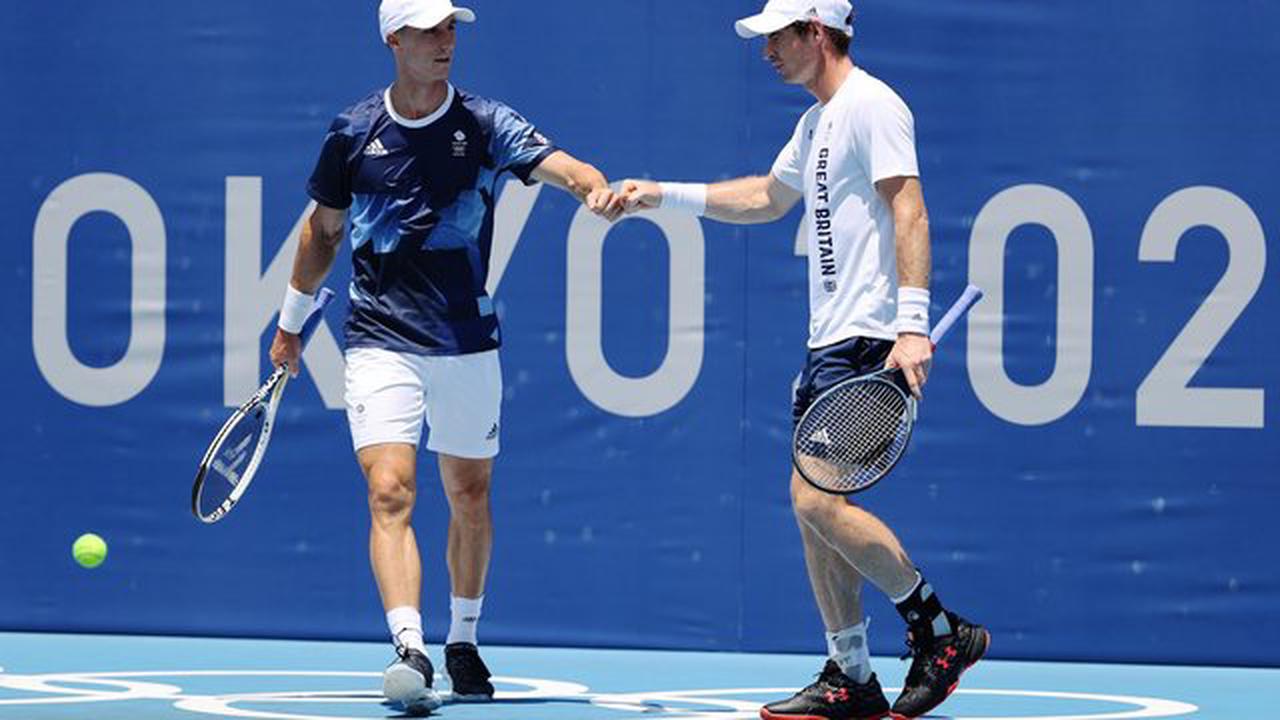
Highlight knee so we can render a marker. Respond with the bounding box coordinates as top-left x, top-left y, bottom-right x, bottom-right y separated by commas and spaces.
791, 476, 840, 528
449, 478, 489, 520
367, 470, 414, 520
446, 468, 491, 524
